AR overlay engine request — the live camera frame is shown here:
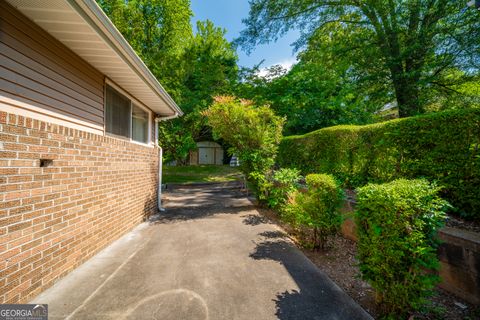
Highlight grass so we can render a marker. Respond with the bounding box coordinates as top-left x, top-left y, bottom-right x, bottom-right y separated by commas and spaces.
162, 165, 243, 184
